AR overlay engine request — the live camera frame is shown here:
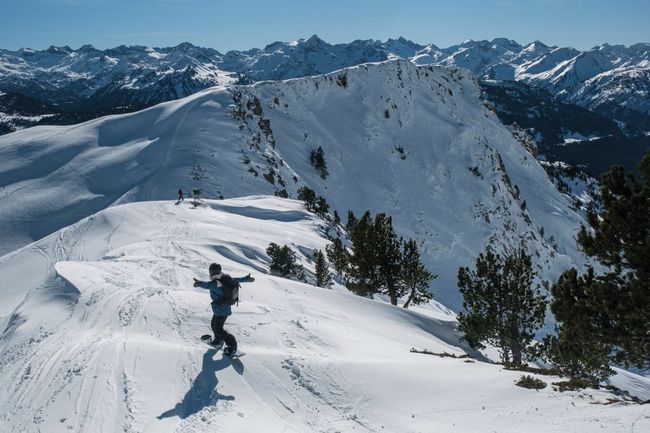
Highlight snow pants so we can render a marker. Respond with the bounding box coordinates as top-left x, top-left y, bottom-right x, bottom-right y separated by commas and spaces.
211, 315, 237, 350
